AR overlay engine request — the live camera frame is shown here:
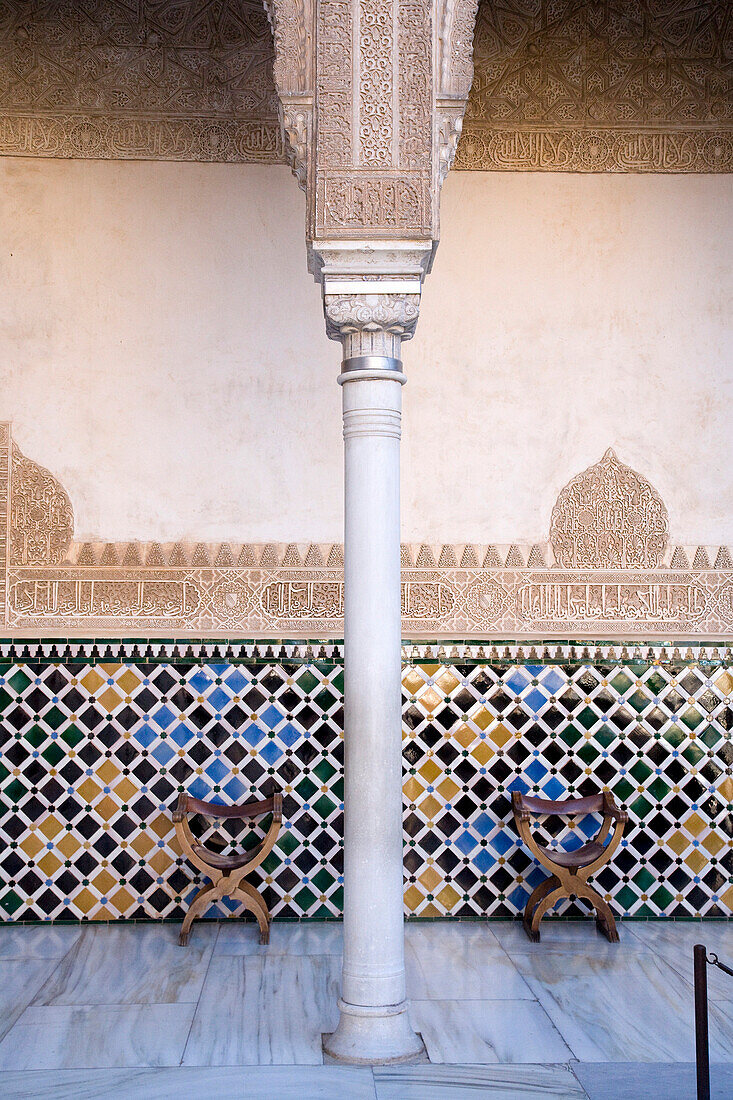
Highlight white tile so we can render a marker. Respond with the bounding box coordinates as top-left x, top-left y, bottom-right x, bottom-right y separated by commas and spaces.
512, 950, 733, 1062
625, 921, 733, 1001
492, 920, 647, 957
31, 923, 217, 1006
374, 1063, 586, 1100
0, 1065, 378, 1100
0, 959, 60, 1043
0, 924, 82, 960
408, 999, 574, 1064
183, 953, 341, 1065
215, 920, 344, 957
0, 1003, 196, 1070
405, 924, 533, 999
